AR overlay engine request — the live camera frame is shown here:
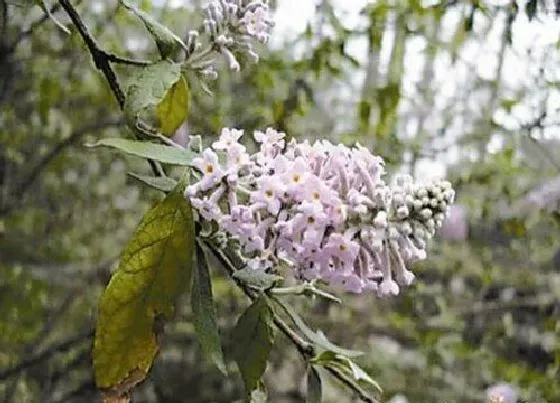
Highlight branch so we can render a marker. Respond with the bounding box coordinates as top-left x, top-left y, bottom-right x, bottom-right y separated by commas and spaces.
202, 239, 377, 403
58, 0, 125, 107
521, 111, 560, 173
0, 327, 94, 381
0, 118, 123, 216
